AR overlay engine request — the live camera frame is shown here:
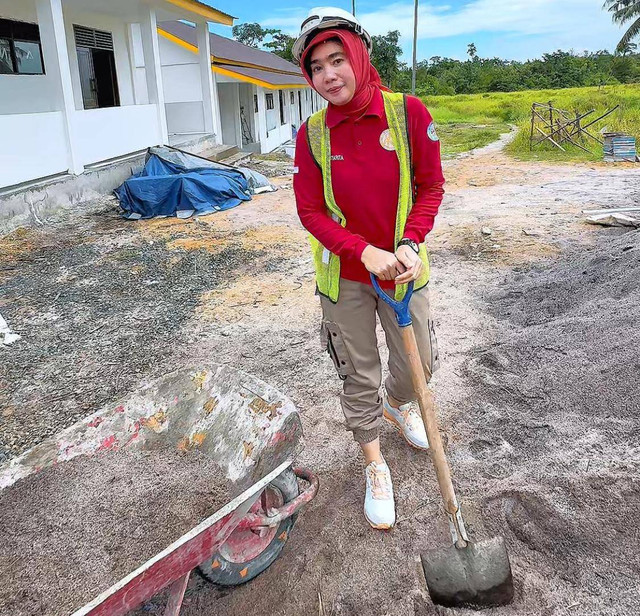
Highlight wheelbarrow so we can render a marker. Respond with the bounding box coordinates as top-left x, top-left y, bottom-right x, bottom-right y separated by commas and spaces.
0, 365, 318, 616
